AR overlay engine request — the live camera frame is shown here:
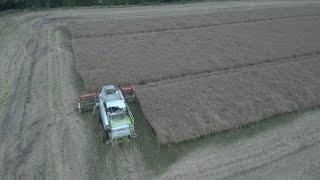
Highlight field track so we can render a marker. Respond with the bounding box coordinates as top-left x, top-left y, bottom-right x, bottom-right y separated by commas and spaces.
1, 1, 320, 179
